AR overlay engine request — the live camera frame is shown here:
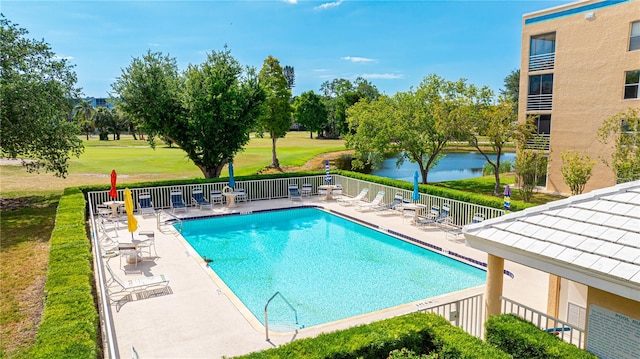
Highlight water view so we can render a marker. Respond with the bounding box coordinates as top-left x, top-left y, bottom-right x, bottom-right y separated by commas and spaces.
371, 151, 516, 182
